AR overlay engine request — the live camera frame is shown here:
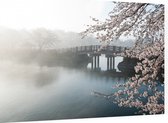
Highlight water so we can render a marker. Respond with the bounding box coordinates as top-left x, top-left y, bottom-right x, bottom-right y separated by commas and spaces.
0, 56, 138, 123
